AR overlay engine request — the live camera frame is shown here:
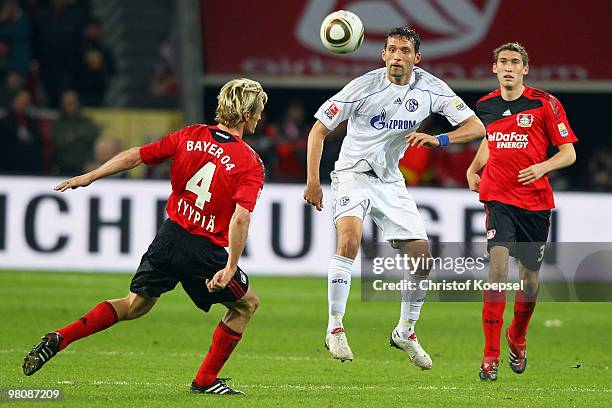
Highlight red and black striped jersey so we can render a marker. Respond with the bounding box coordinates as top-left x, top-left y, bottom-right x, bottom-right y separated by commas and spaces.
476, 86, 577, 210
